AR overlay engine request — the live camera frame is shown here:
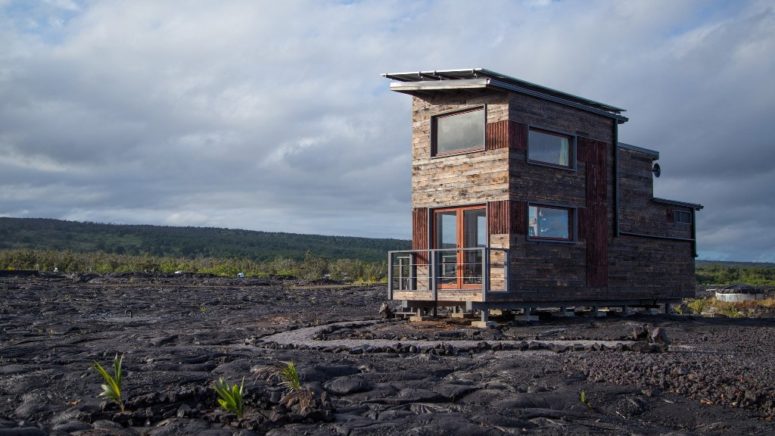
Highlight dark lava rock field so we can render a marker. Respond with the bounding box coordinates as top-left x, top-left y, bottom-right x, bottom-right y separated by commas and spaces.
1, 273, 774, 435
